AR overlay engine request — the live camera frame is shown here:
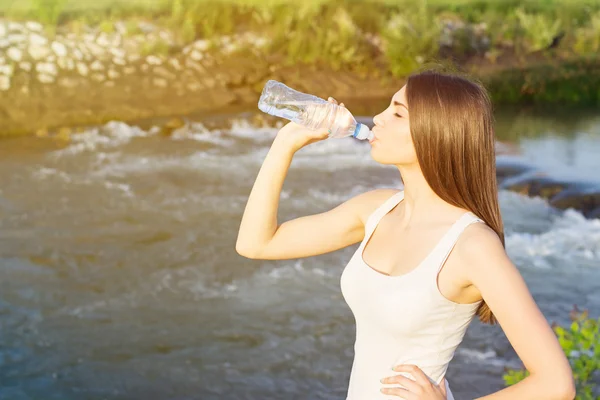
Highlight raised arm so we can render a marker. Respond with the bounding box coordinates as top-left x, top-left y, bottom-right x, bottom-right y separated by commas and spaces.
235, 122, 397, 260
